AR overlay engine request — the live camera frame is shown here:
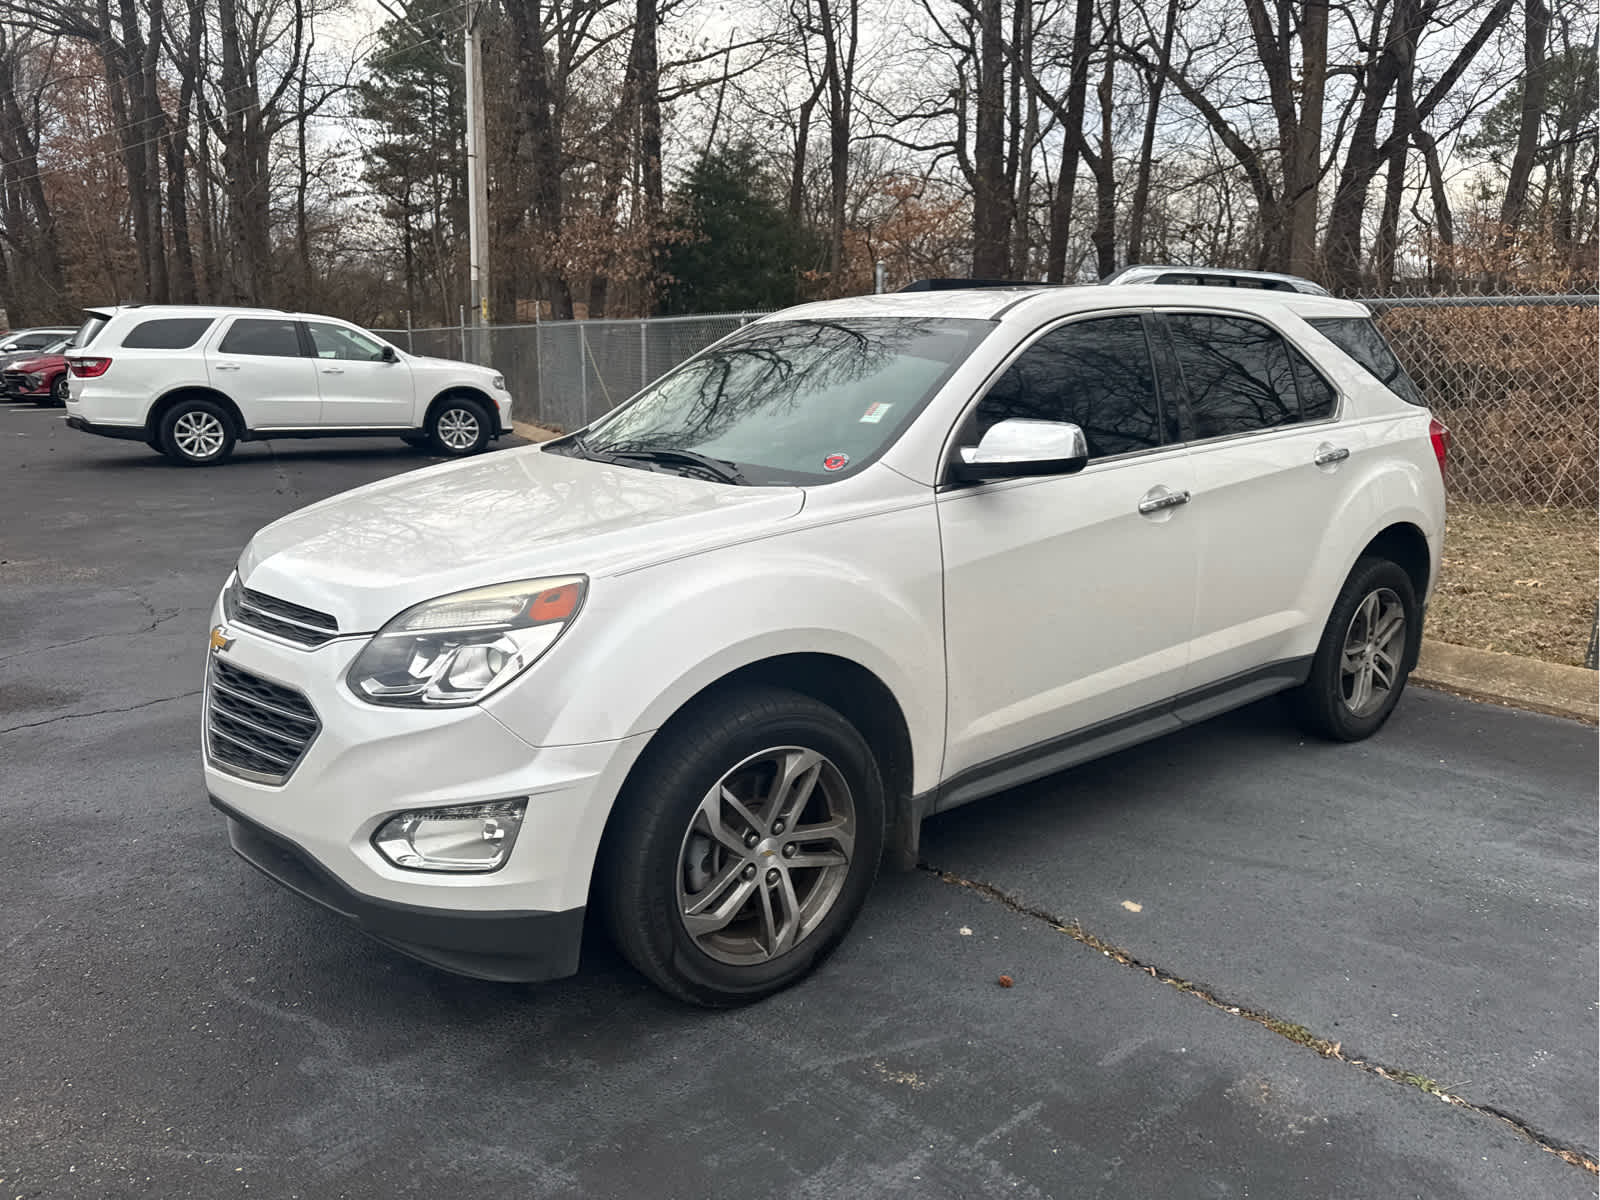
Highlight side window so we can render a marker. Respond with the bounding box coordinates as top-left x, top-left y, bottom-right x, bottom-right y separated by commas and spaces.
1306, 316, 1424, 405
305, 321, 387, 361
218, 318, 304, 358
1166, 313, 1299, 438
974, 315, 1165, 458
121, 318, 214, 350
1288, 344, 1336, 421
